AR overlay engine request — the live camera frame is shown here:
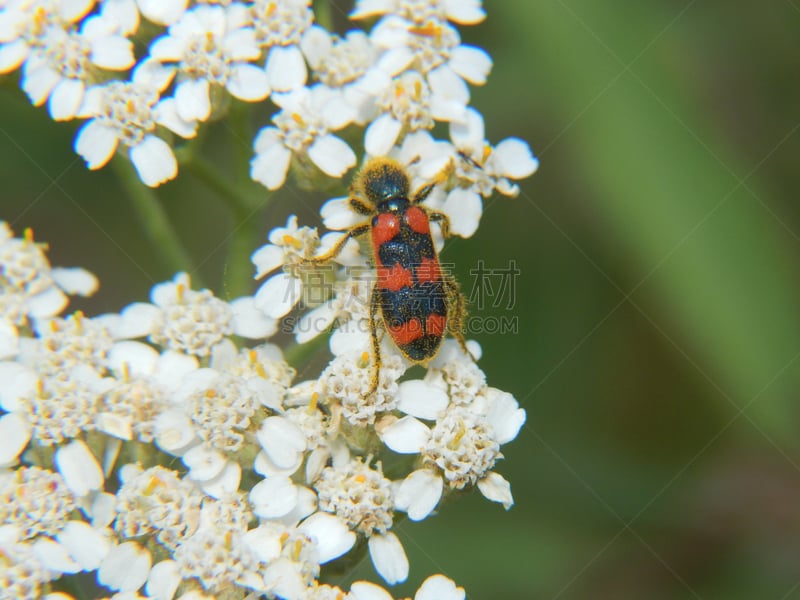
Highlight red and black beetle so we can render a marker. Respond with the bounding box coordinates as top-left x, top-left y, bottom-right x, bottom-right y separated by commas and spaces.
309, 157, 470, 393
